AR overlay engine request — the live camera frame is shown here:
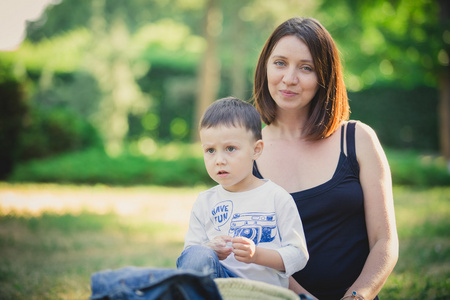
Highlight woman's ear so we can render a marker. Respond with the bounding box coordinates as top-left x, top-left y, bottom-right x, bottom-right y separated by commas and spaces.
253, 139, 264, 159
